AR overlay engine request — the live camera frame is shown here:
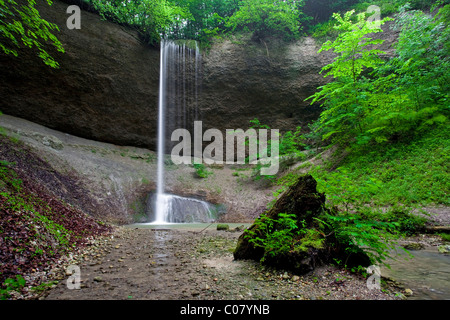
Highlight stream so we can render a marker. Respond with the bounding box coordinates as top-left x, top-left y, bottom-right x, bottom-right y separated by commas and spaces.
382, 247, 450, 300
131, 224, 449, 300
